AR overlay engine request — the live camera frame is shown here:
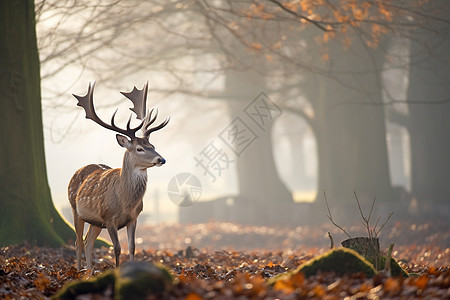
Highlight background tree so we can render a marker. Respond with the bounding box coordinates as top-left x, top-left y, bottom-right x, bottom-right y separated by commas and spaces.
0, 0, 75, 246
407, 1, 450, 210
301, 36, 394, 204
